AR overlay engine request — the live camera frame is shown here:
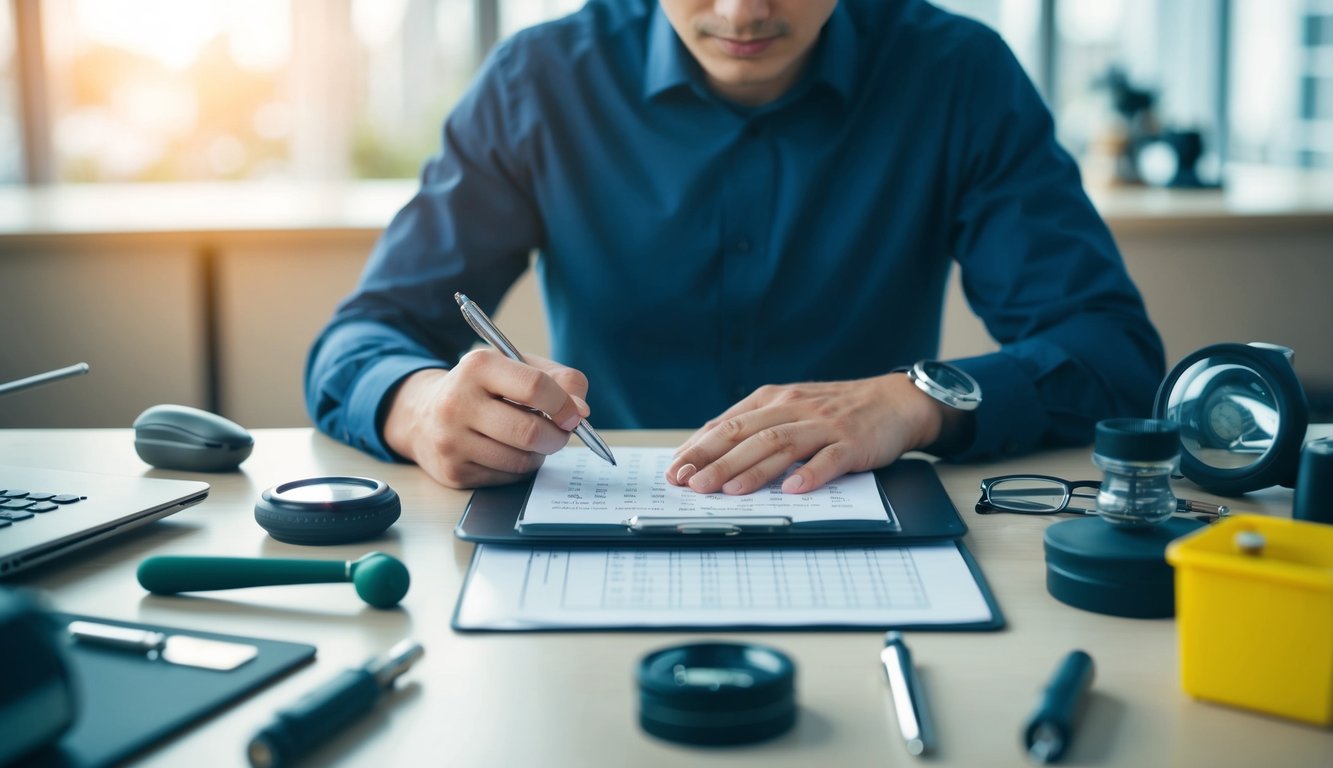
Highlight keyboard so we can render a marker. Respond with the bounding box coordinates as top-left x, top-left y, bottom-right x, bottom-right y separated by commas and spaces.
0, 487, 87, 527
